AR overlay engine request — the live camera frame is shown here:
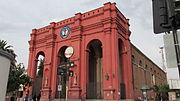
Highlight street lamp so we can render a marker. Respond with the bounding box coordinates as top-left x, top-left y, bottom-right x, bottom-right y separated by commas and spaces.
141, 85, 150, 101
